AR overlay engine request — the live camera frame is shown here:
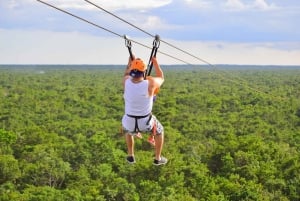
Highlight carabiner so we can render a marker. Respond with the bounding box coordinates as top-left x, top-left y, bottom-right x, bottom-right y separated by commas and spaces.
153, 34, 160, 49
124, 35, 134, 60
